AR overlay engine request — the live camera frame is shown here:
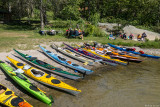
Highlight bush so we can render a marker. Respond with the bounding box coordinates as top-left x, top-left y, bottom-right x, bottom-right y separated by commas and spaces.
154, 38, 160, 42
145, 38, 149, 42
130, 20, 139, 26
93, 27, 106, 37
88, 13, 100, 26
84, 24, 95, 36
52, 20, 70, 28
152, 26, 160, 33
